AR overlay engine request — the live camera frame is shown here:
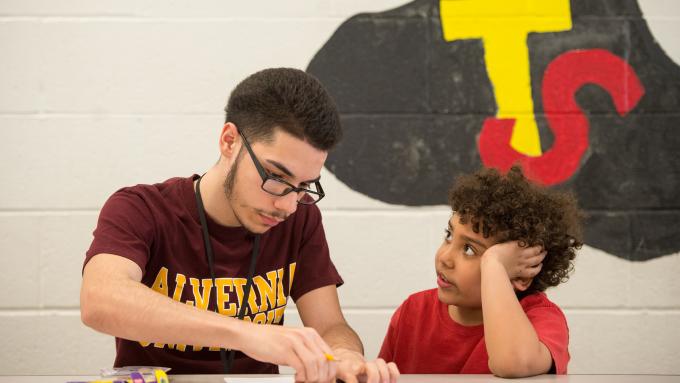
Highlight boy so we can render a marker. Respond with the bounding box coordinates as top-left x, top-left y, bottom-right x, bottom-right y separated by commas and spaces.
379, 166, 583, 377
